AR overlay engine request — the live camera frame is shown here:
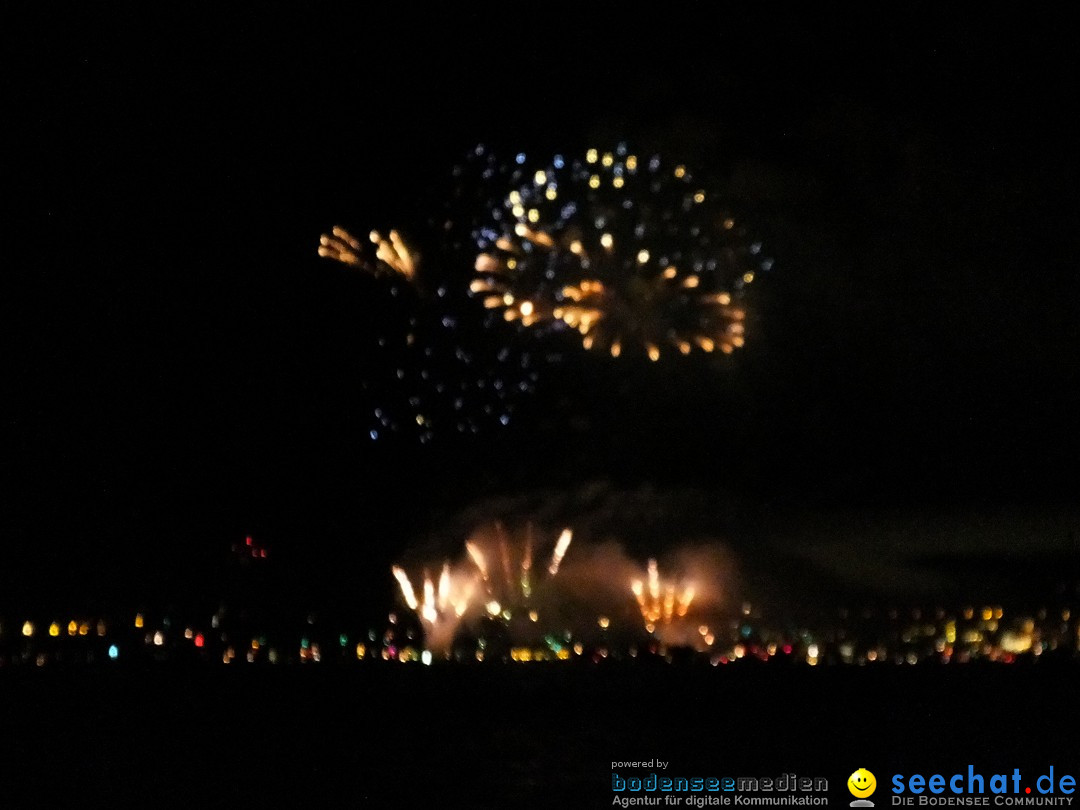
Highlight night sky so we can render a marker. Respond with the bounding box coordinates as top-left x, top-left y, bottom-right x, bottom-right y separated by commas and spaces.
7, 7, 1080, 615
